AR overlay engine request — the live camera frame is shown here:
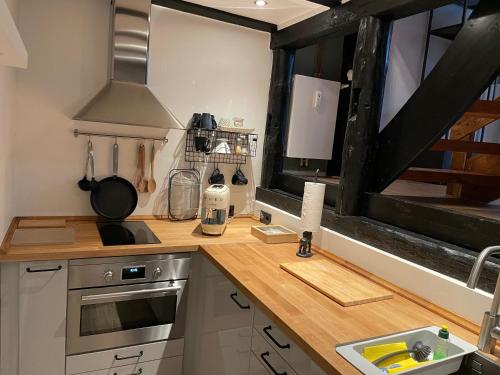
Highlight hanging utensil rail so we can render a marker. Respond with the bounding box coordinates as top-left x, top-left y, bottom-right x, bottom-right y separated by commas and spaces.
73, 129, 168, 144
